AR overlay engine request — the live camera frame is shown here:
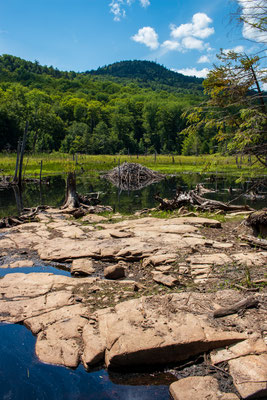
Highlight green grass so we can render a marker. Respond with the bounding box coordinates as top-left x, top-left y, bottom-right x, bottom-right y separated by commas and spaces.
0, 152, 266, 177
